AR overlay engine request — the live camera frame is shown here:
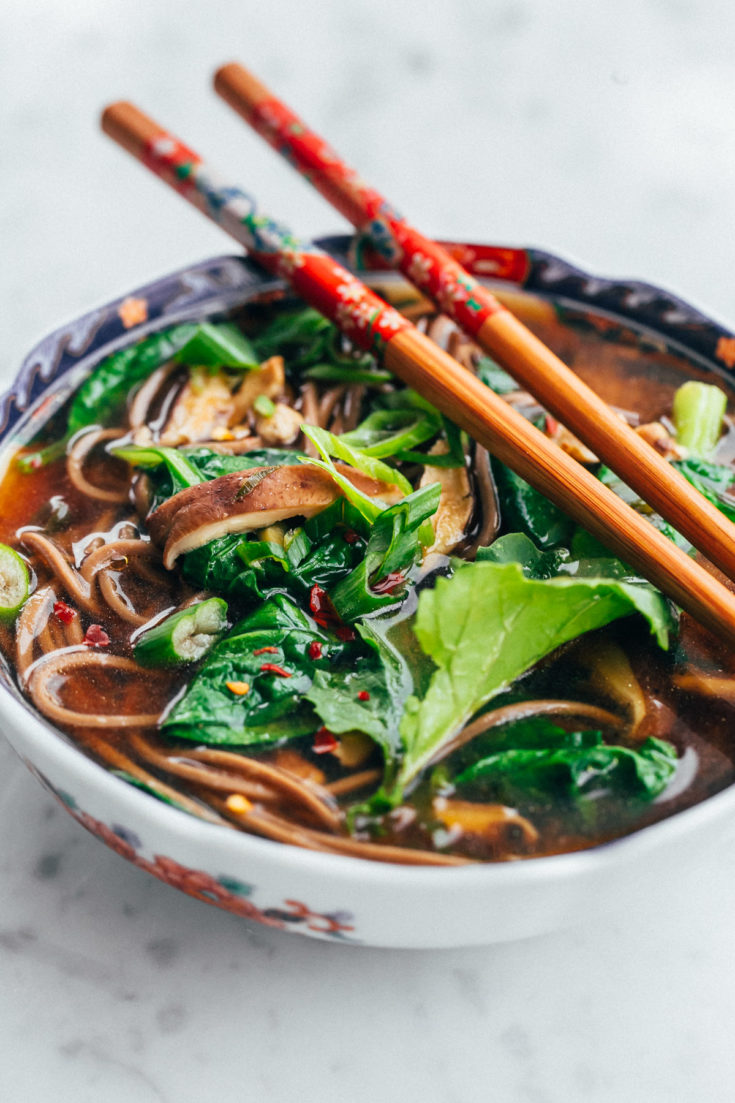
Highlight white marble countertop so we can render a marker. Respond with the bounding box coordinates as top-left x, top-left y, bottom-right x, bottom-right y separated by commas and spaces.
2, 1, 735, 1099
